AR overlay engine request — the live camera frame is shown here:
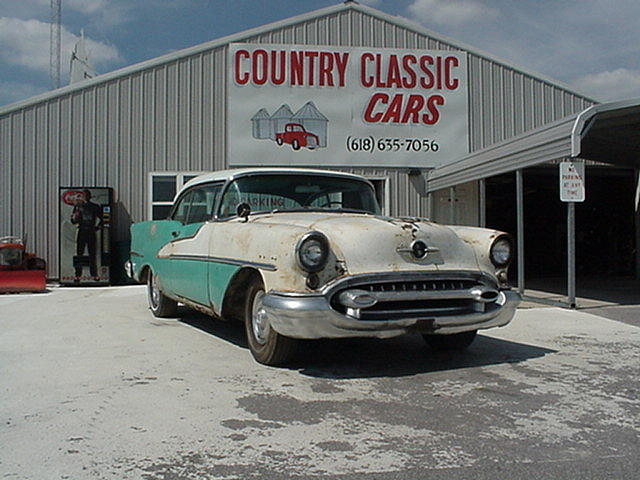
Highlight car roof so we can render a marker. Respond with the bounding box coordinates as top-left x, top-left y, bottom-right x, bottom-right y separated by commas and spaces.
180, 168, 370, 193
